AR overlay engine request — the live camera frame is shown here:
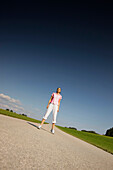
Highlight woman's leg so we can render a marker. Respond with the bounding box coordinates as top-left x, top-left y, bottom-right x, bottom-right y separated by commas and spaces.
52, 105, 58, 129
52, 123, 55, 129
41, 103, 53, 126
40, 118, 46, 126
